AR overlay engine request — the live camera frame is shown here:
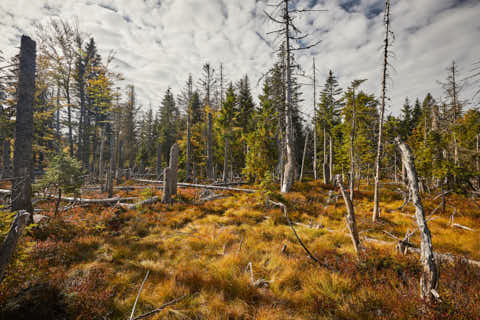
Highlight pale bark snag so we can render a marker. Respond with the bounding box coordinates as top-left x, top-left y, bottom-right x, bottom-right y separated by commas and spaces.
281, 0, 296, 193
12, 35, 36, 213
336, 175, 361, 255
162, 143, 179, 203
397, 138, 439, 303
299, 130, 309, 182
373, 0, 391, 223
